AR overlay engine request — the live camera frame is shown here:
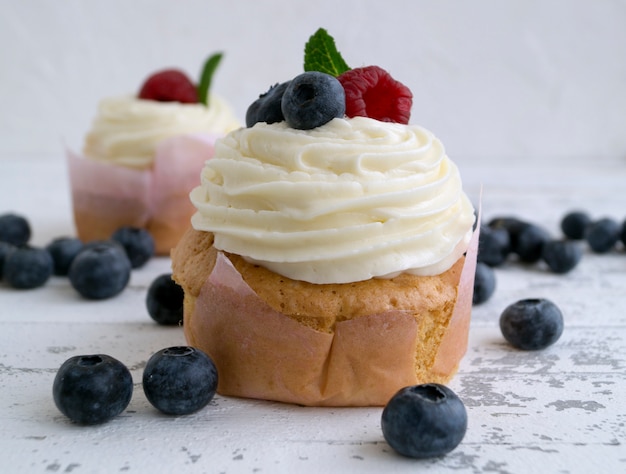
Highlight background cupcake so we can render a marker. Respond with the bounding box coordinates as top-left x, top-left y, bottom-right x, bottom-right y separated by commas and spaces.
68, 53, 240, 254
